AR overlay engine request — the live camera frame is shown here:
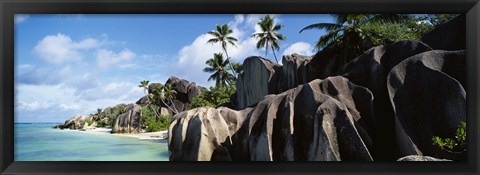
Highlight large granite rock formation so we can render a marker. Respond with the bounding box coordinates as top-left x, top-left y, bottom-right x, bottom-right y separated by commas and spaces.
103, 103, 127, 121
169, 77, 374, 161
387, 50, 466, 160
234, 56, 282, 109
421, 15, 465, 51
279, 53, 313, 92
53, 115, 92, 130
111, 104, 142, 134
337, 40, 433, 160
